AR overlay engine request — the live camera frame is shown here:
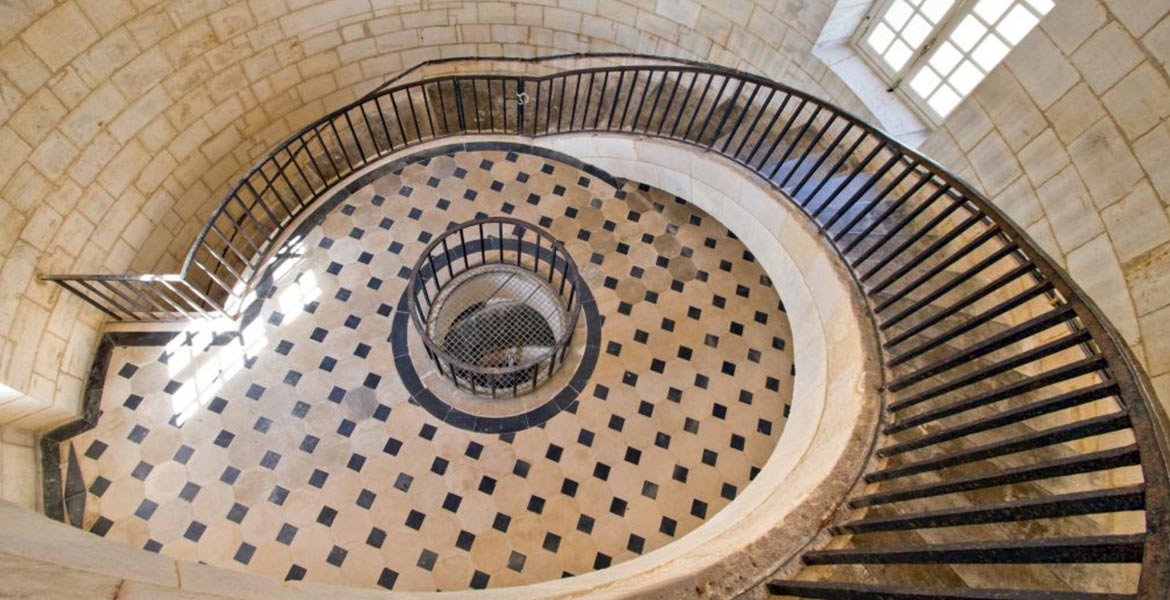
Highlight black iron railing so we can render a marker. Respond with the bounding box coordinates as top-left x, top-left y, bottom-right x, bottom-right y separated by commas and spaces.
406, 217, 582, 398
42, 59, 1168, 598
